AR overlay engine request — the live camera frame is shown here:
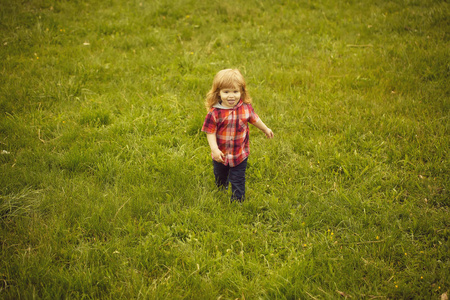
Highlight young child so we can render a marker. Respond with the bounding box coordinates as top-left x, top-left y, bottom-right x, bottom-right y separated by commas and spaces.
202, 69, 274, 202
